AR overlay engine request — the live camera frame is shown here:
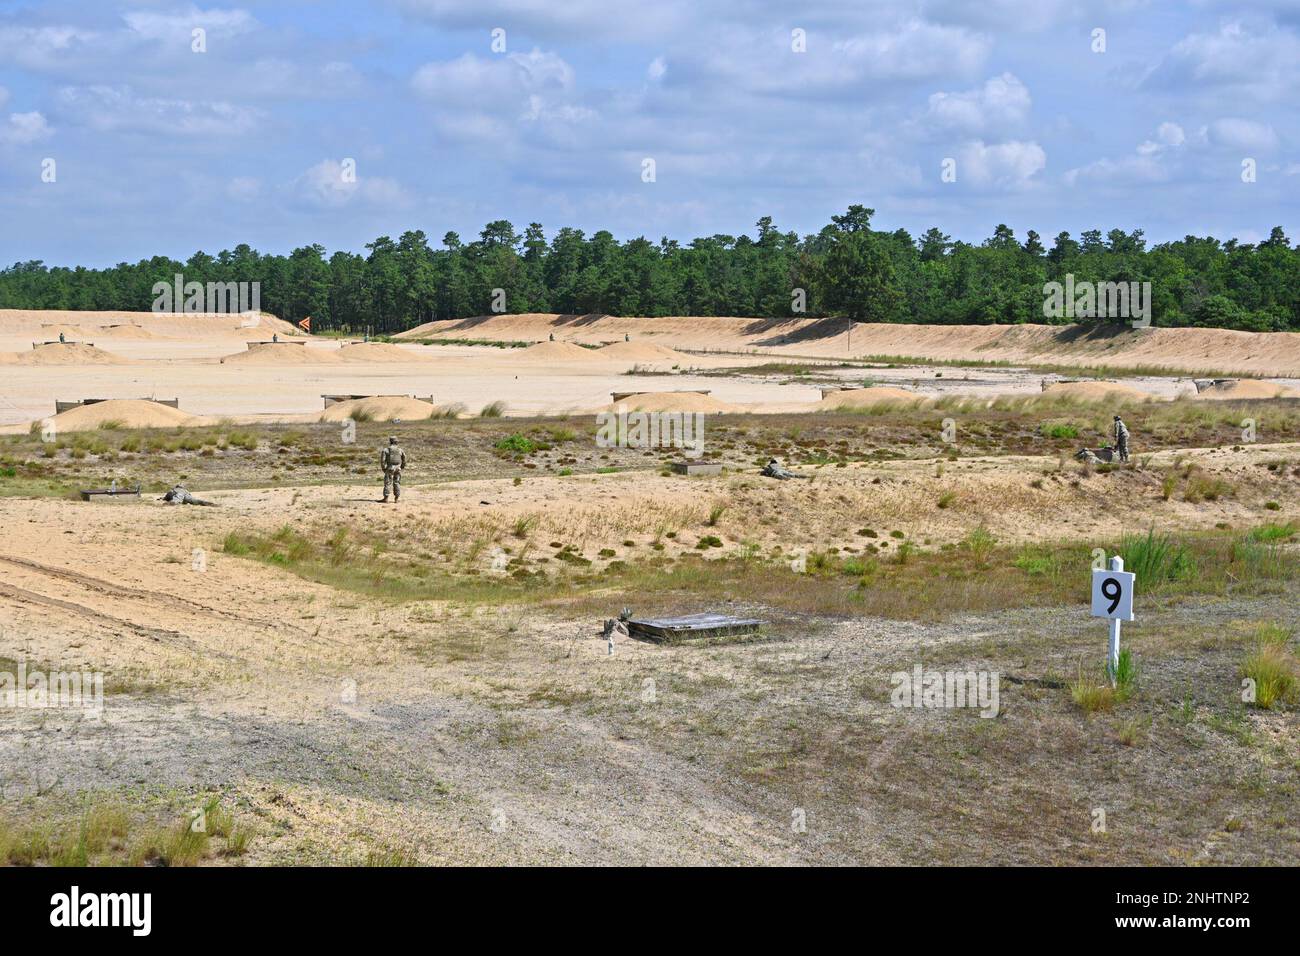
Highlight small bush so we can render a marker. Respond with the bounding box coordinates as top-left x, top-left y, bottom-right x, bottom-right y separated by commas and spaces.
1041, 423, 1079, 440
495, 434, 537, 455
1070, 666, 1115, 713
1241, 641, 1297, 710
480, 401, 506, 418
